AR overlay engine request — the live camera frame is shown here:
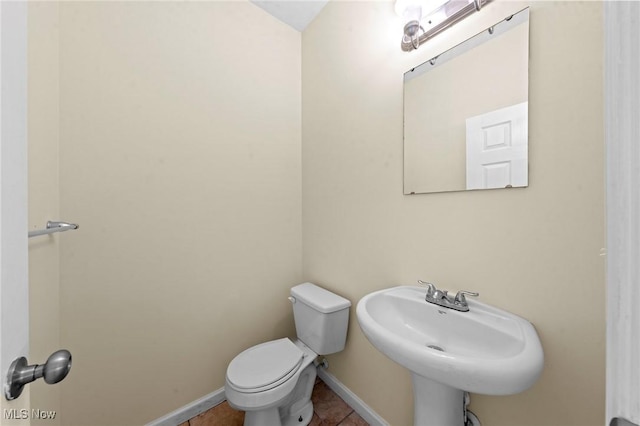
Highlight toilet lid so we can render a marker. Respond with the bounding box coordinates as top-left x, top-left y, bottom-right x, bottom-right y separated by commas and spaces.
227, 338, 304, 392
